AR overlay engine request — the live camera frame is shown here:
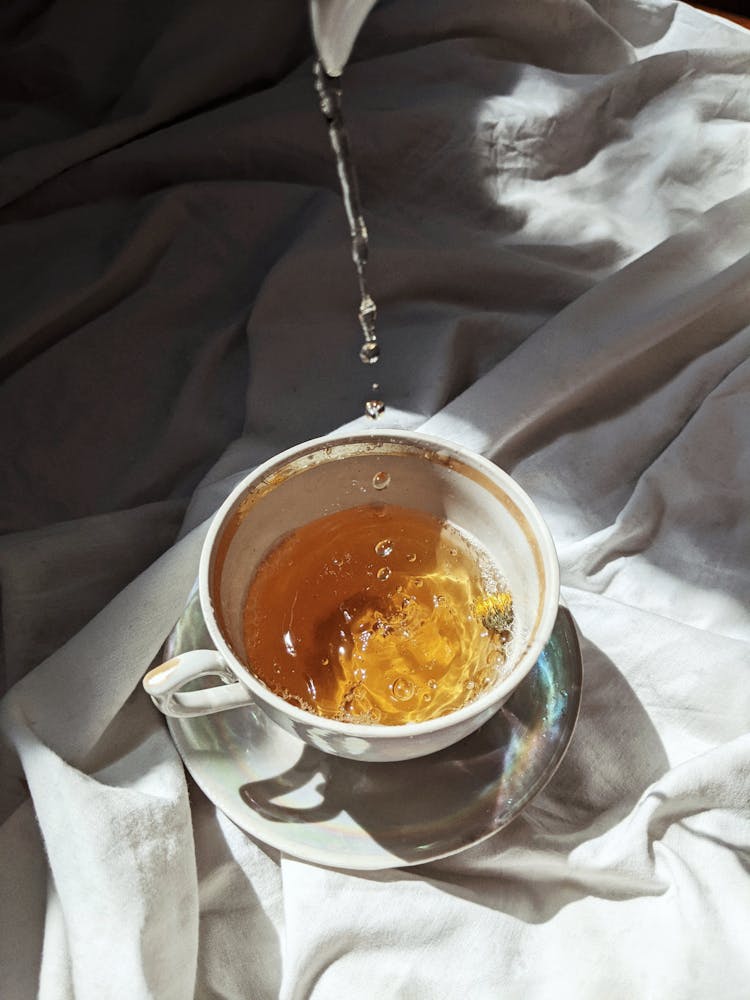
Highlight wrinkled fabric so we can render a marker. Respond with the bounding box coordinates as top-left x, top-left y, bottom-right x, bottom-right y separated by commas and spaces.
1, 1, 749, 997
